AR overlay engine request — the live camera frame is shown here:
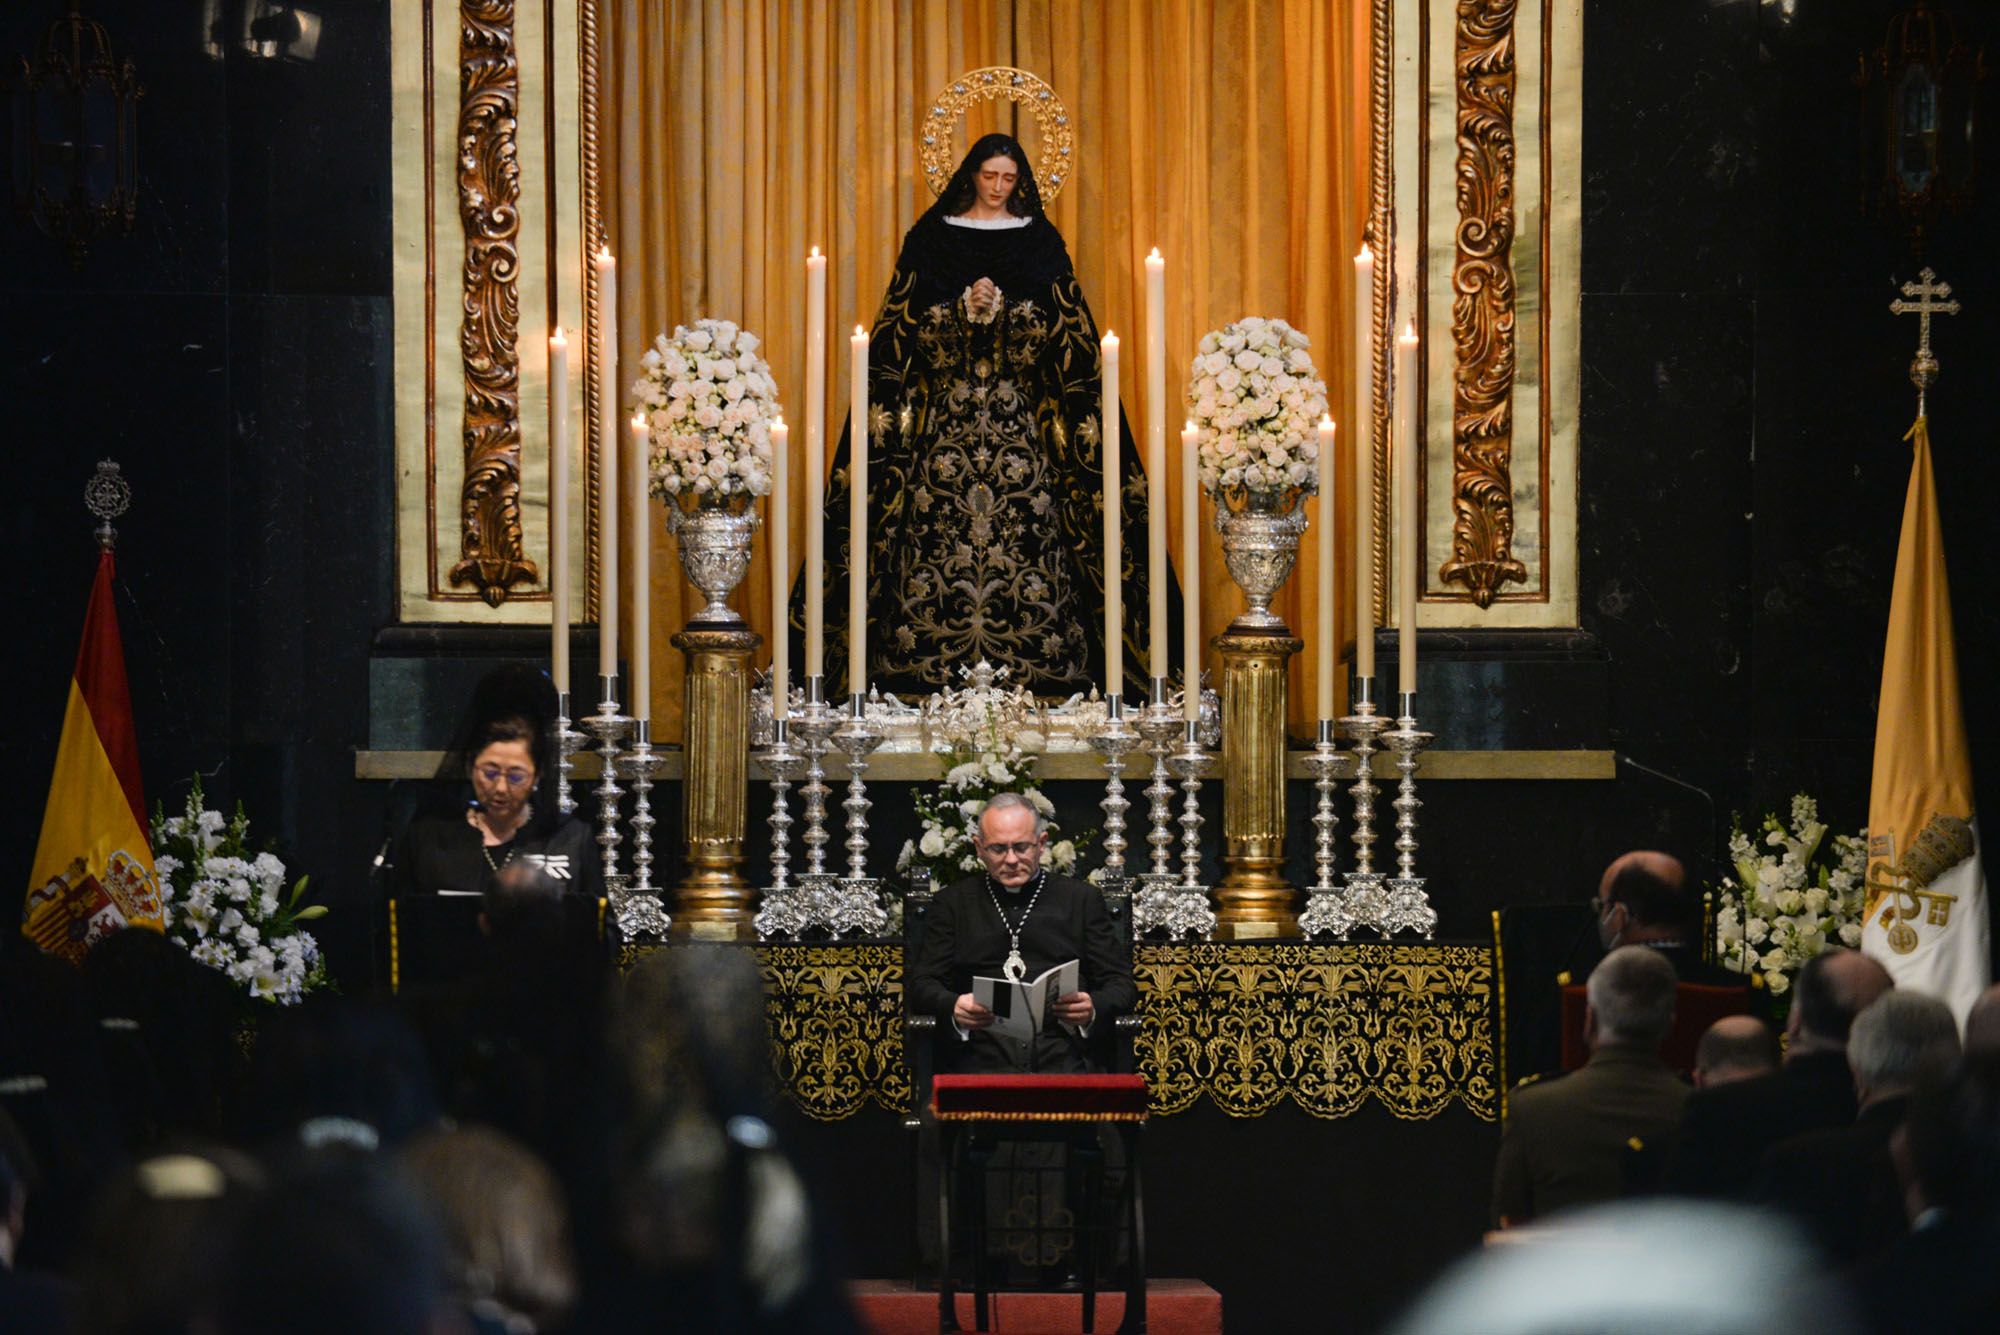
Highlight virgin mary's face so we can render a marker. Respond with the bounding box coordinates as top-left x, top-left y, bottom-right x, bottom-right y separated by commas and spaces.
974, 155, 1020, 211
